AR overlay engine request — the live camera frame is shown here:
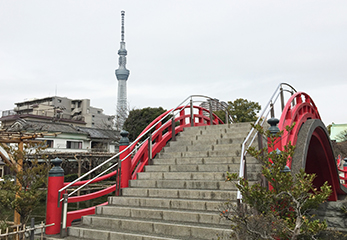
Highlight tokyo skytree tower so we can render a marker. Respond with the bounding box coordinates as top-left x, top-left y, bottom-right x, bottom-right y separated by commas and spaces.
115, 10, 130, 129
